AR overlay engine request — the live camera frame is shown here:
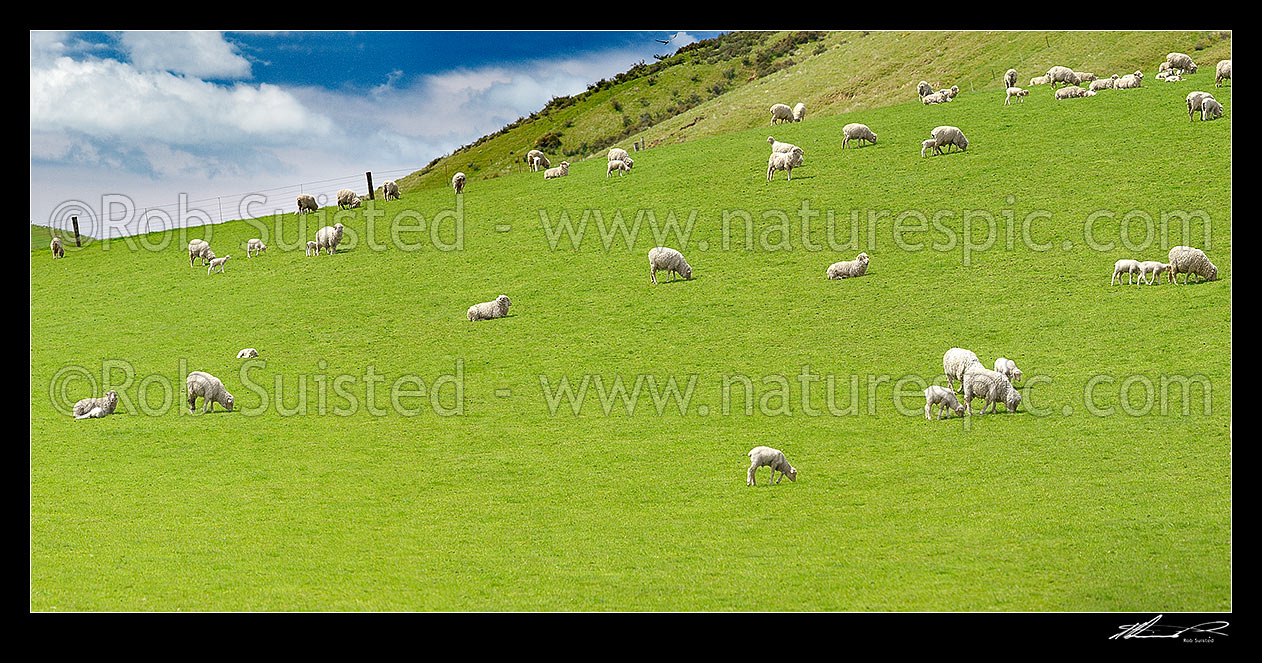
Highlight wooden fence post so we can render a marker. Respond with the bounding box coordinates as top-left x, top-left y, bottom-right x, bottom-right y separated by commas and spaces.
72, 216, 81, 247
366, 172, 374, 200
